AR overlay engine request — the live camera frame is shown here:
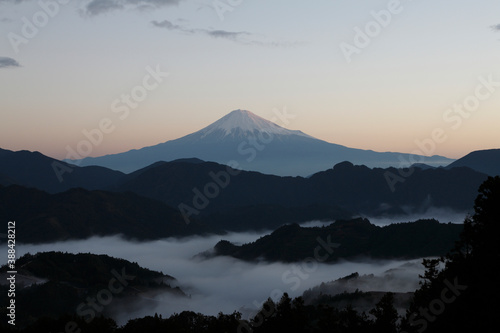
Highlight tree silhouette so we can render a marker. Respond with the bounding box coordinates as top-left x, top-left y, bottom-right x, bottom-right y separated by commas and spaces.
402, 176, 500, 333
370, 292, 399, 333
